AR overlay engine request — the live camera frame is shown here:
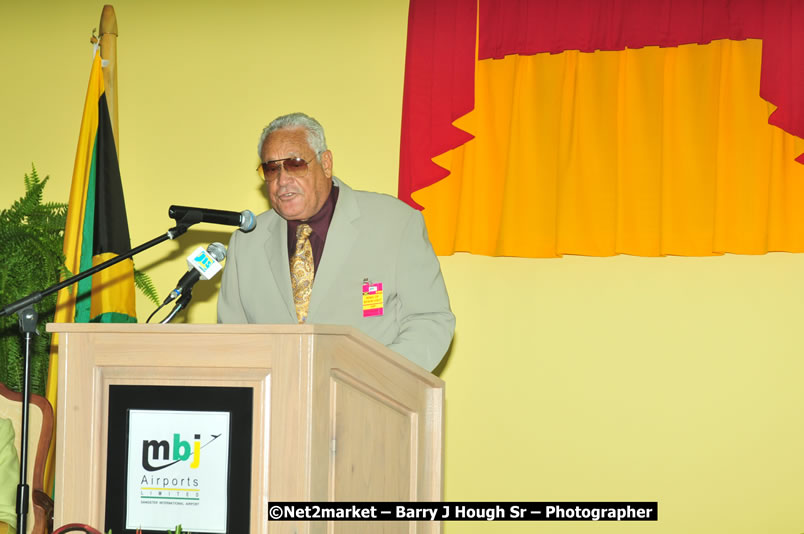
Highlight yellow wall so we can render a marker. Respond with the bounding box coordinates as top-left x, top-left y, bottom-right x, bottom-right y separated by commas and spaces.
2, 2, 804, 533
